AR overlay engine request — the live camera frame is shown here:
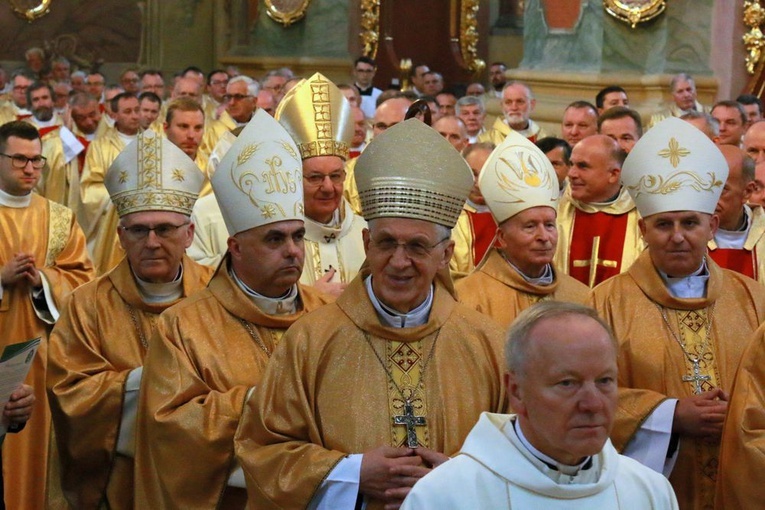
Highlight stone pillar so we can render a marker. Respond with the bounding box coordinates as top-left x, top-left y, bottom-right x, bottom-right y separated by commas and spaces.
507, 0, 733, 136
